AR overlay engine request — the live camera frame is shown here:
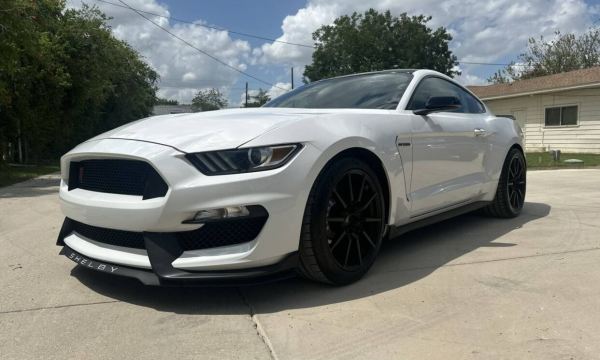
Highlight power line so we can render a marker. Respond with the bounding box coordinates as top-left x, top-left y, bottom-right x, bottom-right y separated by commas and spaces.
458, 61, 532, 67
160, 78, 262, 84
117, 0, 287, 91
161, 86, 251, 90
96, 0, 314, 48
